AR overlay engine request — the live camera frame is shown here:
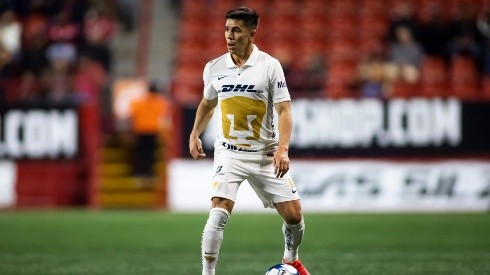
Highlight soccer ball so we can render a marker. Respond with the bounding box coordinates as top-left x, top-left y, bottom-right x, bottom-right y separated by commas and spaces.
265, 264, 299, 275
